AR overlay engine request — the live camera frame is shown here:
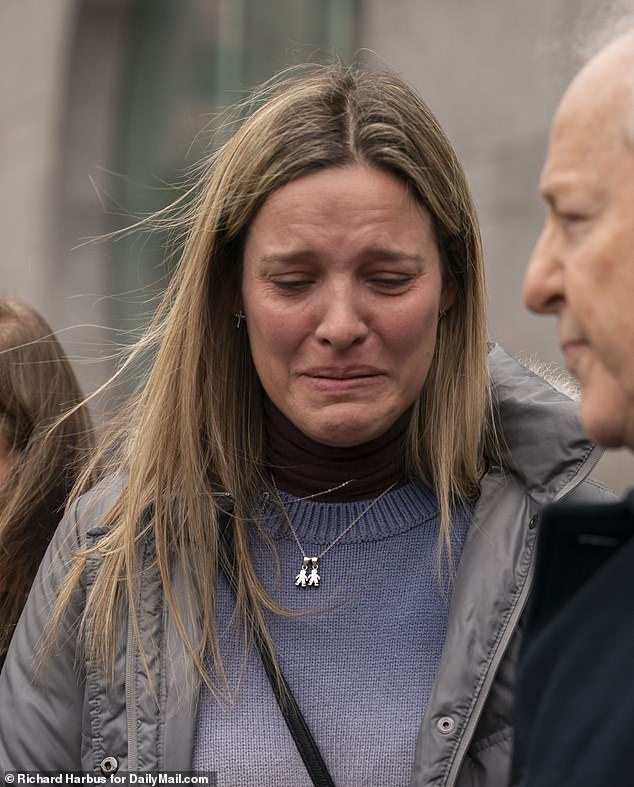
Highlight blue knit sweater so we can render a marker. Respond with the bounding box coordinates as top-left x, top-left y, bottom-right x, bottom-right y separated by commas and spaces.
193, 481, 471, 786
